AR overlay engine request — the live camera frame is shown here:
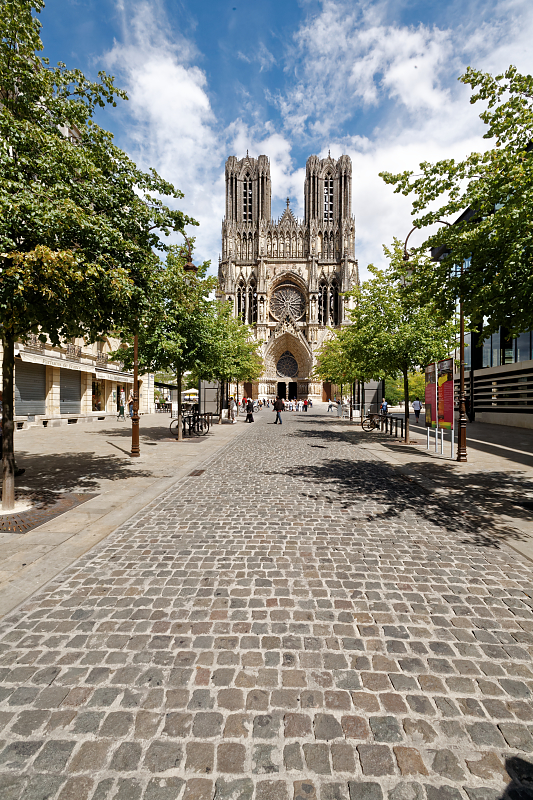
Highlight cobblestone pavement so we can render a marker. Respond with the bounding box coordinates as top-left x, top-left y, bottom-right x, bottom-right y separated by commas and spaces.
0, 408, 532, 800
